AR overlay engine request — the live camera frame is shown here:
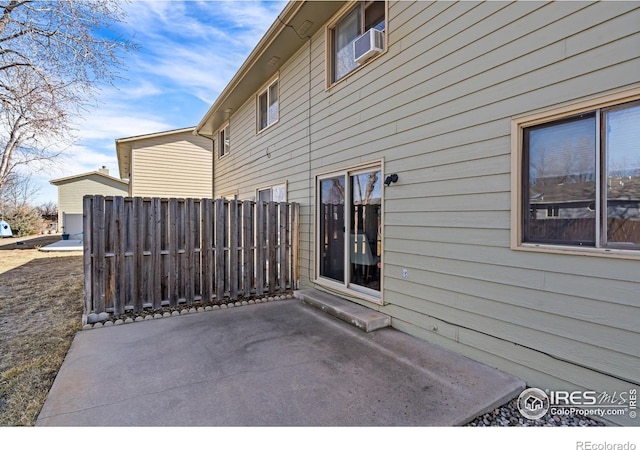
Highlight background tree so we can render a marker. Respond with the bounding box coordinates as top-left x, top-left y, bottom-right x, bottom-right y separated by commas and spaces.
0, 0, 134, 191
0, 170, 37, 209
0, 171, 42, 236
0, 66, 69, 189
36, 200, 57, 221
